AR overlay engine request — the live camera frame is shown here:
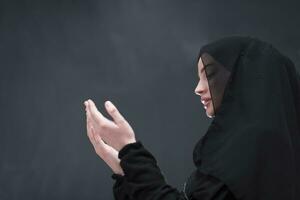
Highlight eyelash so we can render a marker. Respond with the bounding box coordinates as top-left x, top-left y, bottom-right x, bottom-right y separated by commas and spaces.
206, 72, 215, 78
